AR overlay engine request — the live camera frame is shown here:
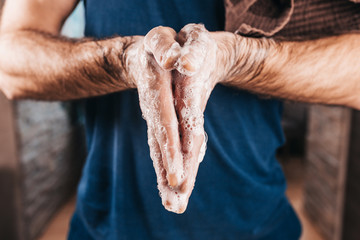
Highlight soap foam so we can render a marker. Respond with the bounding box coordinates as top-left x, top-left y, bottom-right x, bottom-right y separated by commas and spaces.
126, 24, 221, 213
